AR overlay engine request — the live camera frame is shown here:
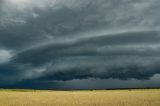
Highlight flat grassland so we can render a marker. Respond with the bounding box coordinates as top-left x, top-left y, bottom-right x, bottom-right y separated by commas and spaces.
0, 89, 160, 106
